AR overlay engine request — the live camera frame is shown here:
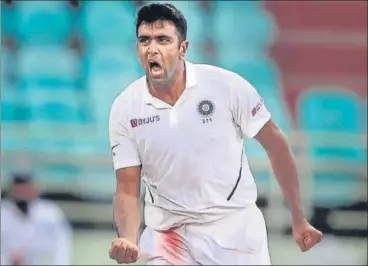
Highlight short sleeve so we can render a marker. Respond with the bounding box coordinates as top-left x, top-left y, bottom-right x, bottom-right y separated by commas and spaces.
231, 77, 271, 138
109, 99, 141, 170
